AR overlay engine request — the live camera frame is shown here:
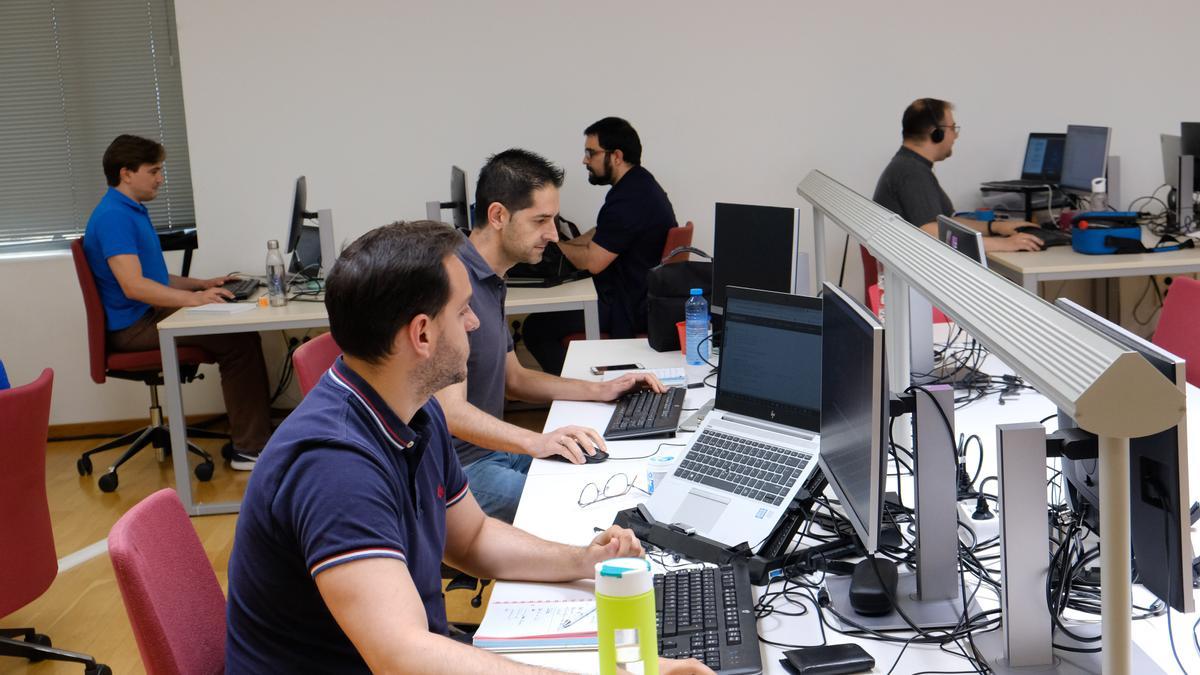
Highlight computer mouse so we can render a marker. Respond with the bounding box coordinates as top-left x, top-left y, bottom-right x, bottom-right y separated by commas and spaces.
548, 446, 608, 464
